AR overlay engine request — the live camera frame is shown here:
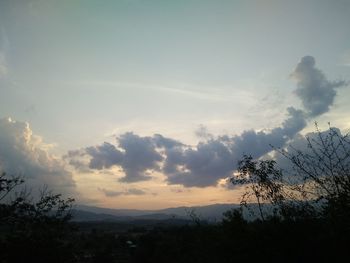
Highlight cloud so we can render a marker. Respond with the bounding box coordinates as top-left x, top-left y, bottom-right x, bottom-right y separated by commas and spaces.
291, 56, 348, 117
98, 188, 123, 197
69, 105, 306, 188
116, 132, 163, 182
164, 139, 234, 187
152, 133, 184, 149
98, 187, 147, 197
0, 52, 7, 78
127, 188, 147, 195
86, 142, 124, 170
195, 124, 213, 140
0, 117, 76, 196
0, 27, 9, 78
231, 107, 306, 158
64, 149, 91, 173
69, 133, 178, 182
67, 56, 345, 188
340, 49, 350, 67
163, 107, 306, 187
